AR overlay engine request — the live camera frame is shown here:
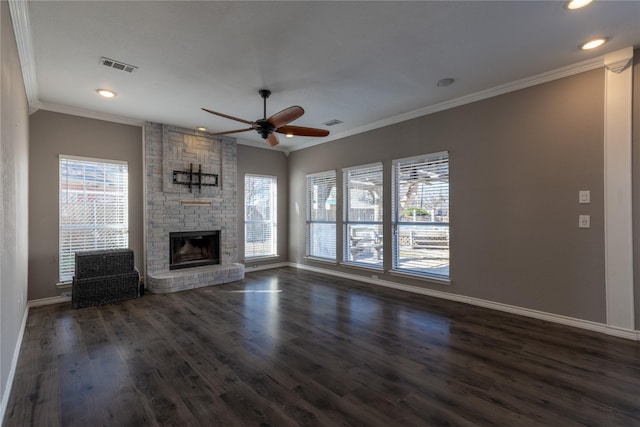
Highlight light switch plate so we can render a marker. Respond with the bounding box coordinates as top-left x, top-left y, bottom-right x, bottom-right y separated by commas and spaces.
579, 215, 590, 228
579, 190, 590, 204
